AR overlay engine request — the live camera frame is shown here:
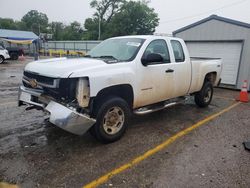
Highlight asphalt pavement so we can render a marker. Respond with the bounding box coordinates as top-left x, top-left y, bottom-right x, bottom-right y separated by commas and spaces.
0, 58, 249, 188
